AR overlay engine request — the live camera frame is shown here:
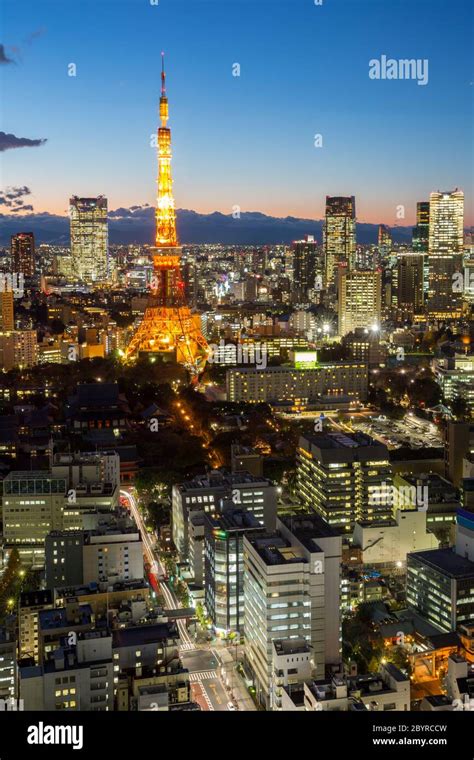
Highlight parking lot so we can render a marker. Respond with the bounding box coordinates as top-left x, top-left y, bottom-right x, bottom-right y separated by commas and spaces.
355, 413, 443, 450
